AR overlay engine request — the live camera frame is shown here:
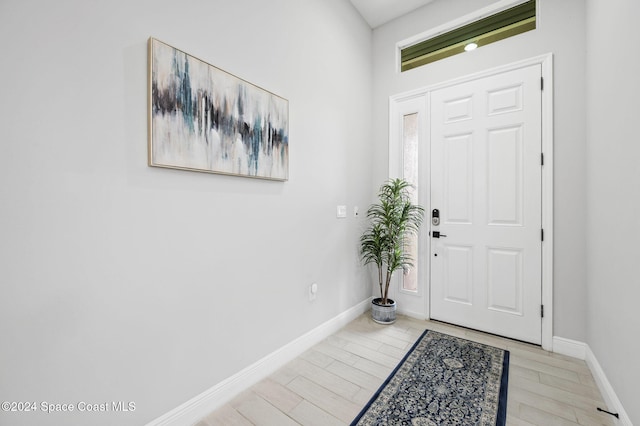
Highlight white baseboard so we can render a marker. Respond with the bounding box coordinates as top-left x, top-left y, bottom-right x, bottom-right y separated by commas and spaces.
146, 298, 372, 426
396, 307, 426, 321
553, 337, 631, 426
552, 336, 587, 360
585, 346, 632, 426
